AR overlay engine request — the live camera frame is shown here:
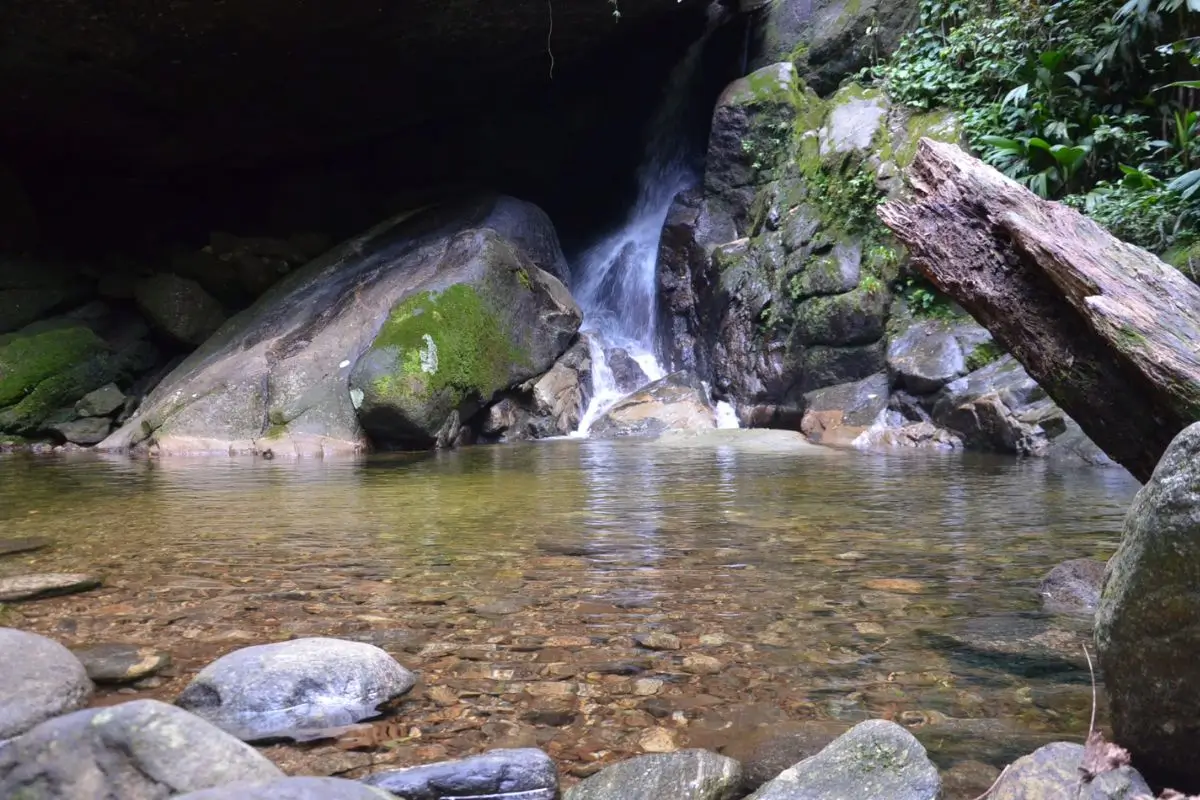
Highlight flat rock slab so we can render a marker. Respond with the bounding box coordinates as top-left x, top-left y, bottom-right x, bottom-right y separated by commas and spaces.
176, 777, 393, 799
0, 537, 51, 557
364, 747, 558, 799
565, 750, 742, 800
990, 741, 1150, 800
0, 699, 282, 799
0, 628, 93, 739
176, 637, 416, 741
0, 573, 100, 602
73, 643, 171, 684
